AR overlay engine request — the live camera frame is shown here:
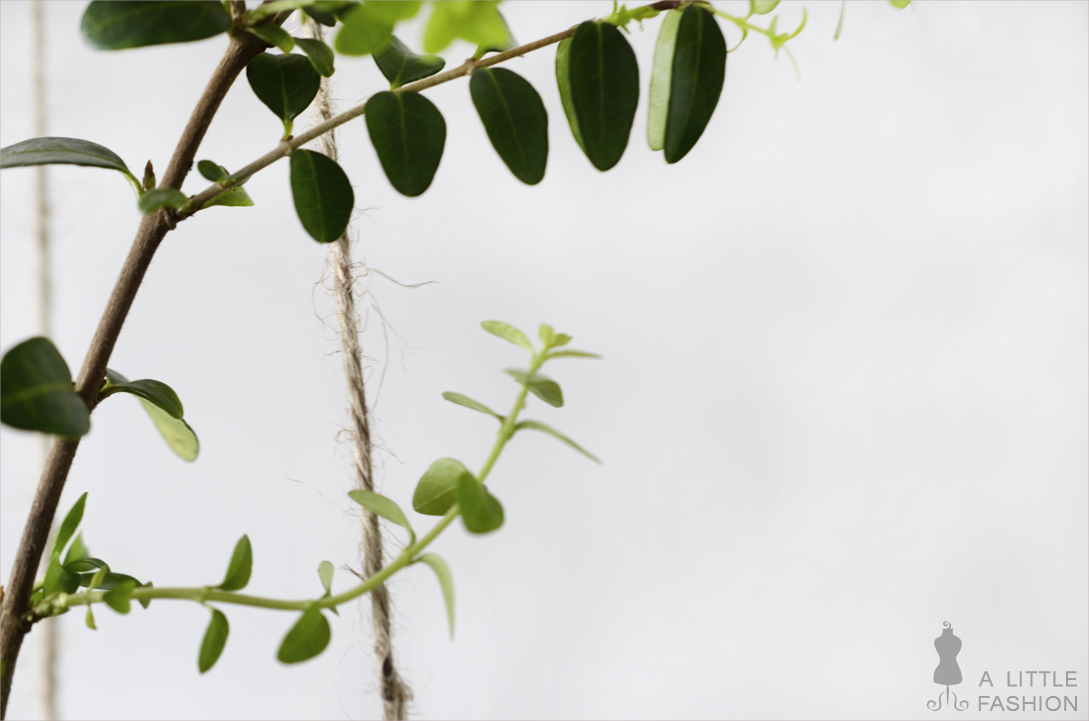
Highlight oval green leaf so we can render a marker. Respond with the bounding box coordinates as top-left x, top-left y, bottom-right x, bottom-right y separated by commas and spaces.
373, 36, 445, 89
293, 37, 335, 77
81, 1, 232, 50
104, 579, 137, 614
198, 160, 228, 182
334, 3, 394, 56
1, 337, 90, 437
43, 557, 81, 597
557, 21, 639, 171
199, 609, 230, 673
470, 68, 548, 185
348, 490, 415, 542
104, 369, 199, 461
217, 535, 253, 591
249, 24, 296, 54
317, 561, 334, 596
289, 149, 354, 243
365, 91, 446, 197
278, 607, 331, 664
441, 392, 502, 420
752, 0, 780, 14
514, 420, 600, 463
197, 160, 254, 208
413, 458, 472, 516
504, 369, 564, 408
456, 473, 504, 534
0, 137, 135, 187
138, 187, 188, 215
662, 5, 727, 164
246, 52, 321, 136
423, 1, 510, 54
481, 320, 533, 352
416, 554, 454, 638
